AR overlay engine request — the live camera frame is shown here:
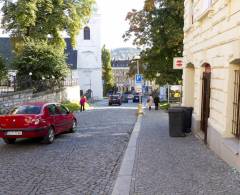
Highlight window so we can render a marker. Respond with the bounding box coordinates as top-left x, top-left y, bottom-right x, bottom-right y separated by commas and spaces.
84, 27, 90, 40
11, 105, 42, 115
47, 104, 59, 115
58, 105, 69, 115
232, 70, 240, 138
